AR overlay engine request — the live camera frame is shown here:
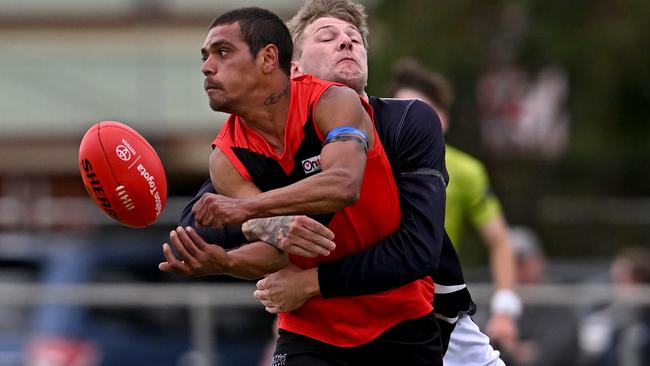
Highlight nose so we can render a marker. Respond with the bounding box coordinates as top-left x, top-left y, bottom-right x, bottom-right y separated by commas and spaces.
202, 57, 214, 77
338, 34, 353, 51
